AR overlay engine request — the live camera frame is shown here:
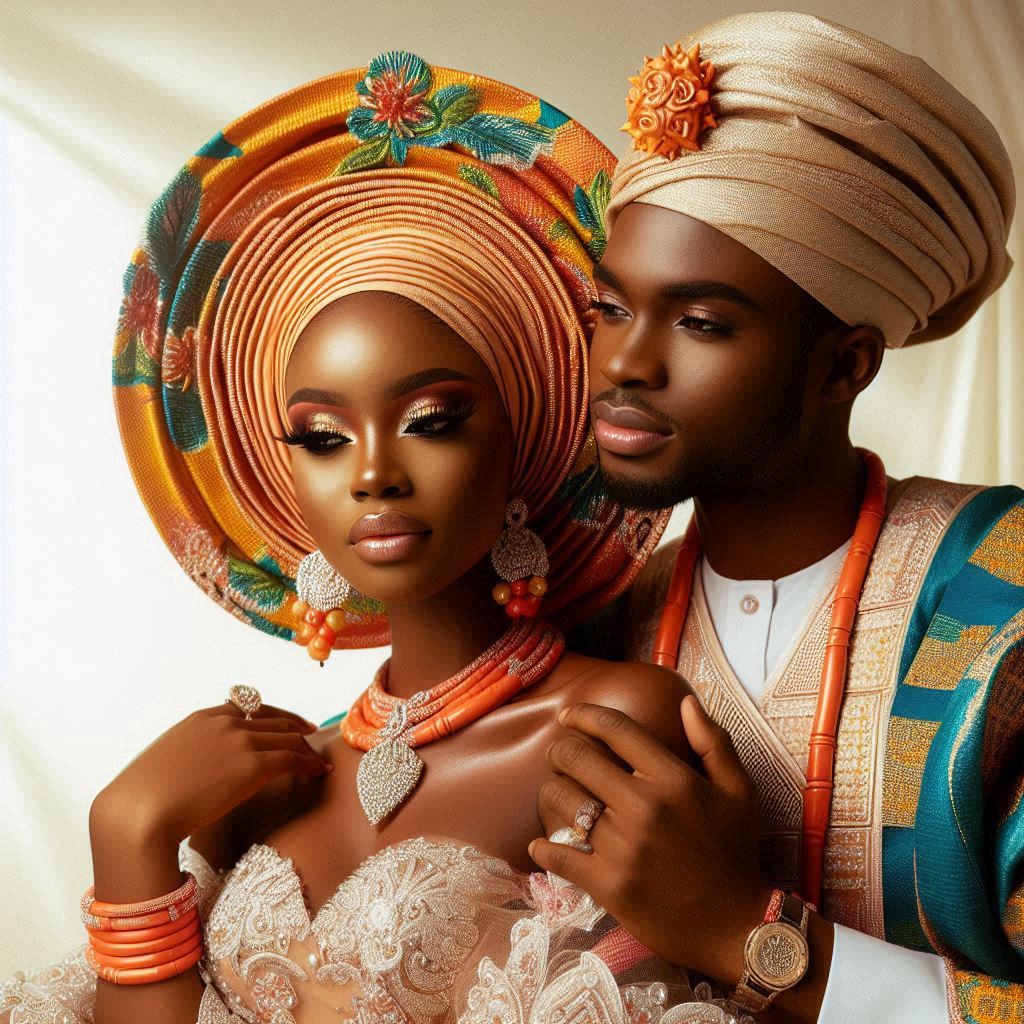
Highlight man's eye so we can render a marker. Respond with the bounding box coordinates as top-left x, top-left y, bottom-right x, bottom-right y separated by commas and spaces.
591, 300, 630, 321
676, 315, 731, 335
